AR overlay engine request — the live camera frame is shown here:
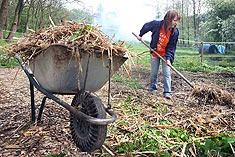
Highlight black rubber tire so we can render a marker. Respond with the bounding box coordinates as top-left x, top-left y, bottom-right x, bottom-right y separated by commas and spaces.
70, 91, 107, 152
